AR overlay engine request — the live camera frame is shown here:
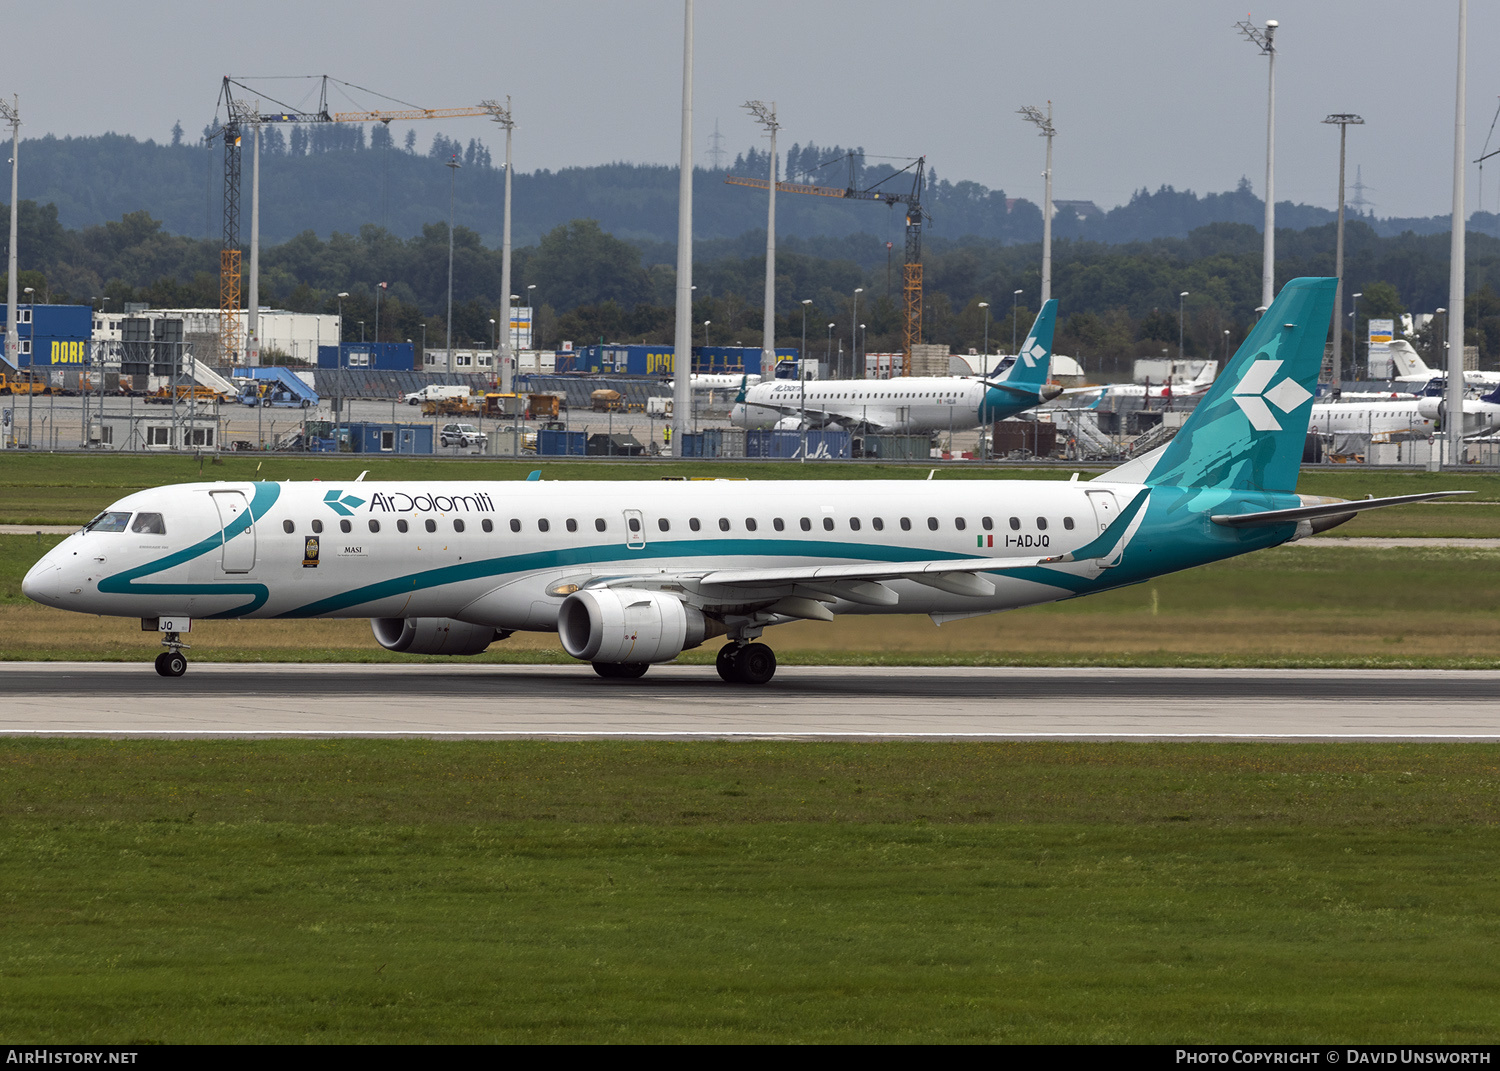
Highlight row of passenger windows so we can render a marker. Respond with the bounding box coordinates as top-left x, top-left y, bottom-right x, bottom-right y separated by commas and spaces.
284, 514, 1076, 536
